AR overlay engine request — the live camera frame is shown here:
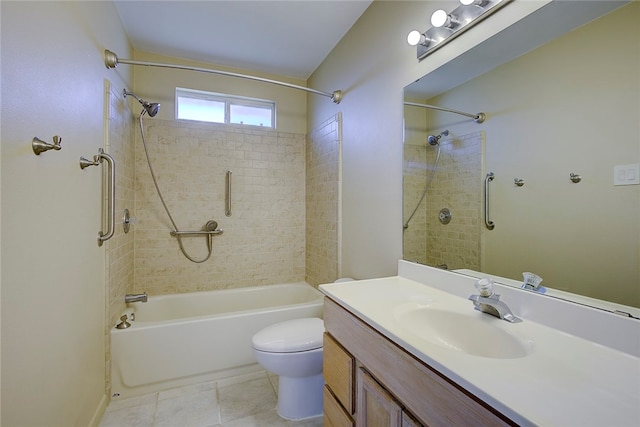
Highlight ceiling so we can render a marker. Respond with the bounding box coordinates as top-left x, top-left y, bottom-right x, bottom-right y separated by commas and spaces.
114, 0, 373, 80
